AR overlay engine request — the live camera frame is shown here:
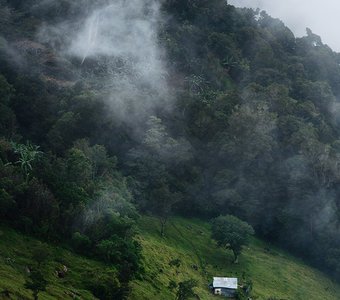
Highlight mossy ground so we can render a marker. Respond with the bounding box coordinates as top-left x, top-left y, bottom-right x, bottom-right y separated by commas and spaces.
130, 216, 340, 300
